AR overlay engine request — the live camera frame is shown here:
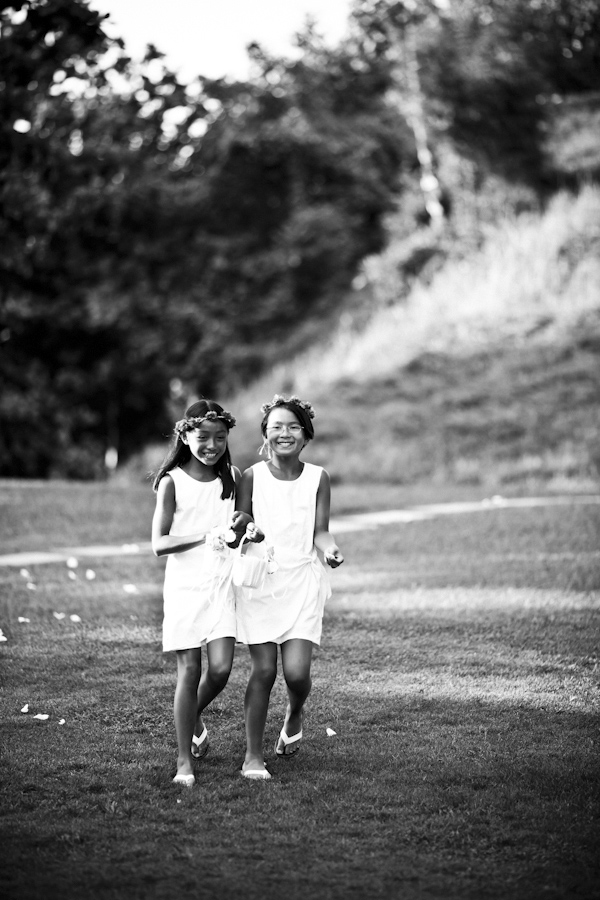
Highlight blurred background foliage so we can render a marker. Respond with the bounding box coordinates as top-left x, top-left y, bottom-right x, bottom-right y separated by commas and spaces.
1, 0, 599, 478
